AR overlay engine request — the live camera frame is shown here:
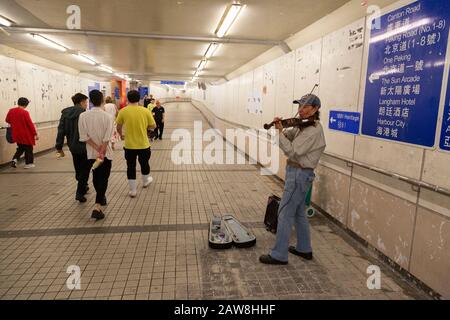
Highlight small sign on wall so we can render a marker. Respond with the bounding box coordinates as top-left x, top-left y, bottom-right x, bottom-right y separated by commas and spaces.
329, 111, 361, 134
